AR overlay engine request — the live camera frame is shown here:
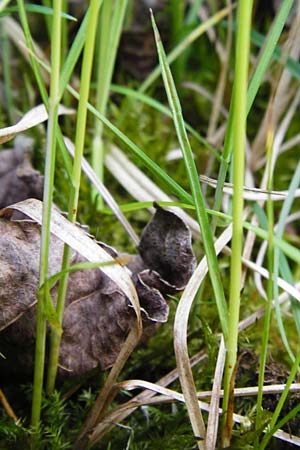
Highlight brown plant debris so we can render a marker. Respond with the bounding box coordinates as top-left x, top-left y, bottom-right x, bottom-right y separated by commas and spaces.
0, 204, 196, 380
0, 136, 44, 209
